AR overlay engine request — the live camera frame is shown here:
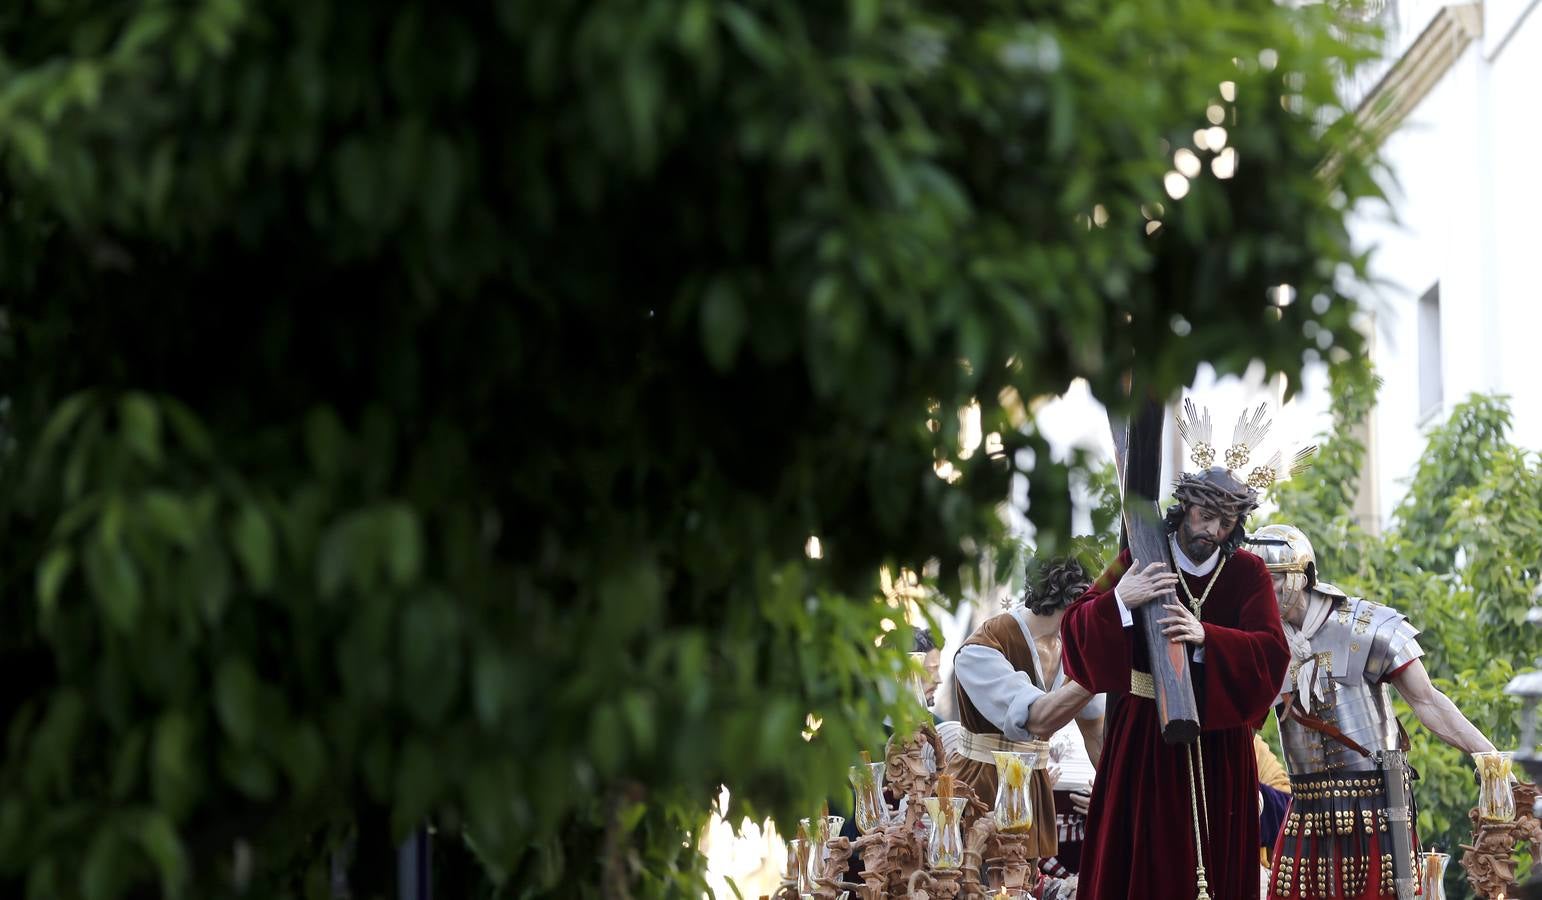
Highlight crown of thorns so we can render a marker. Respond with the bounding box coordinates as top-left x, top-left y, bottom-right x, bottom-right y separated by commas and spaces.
1172, 468, 1260, 520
